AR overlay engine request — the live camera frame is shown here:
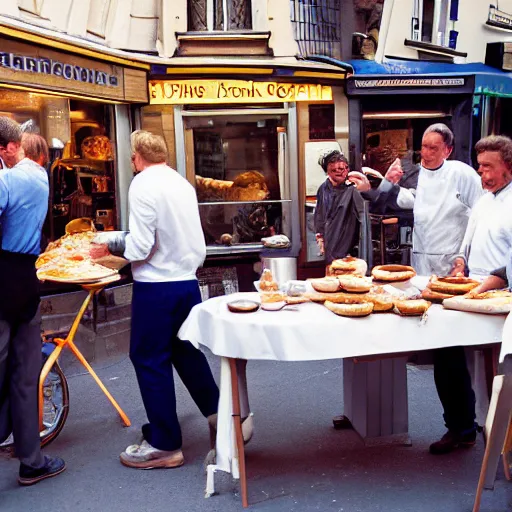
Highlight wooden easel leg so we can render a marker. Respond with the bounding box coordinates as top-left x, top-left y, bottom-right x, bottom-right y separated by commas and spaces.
502, 419, 512, 481
67, 339, 131, 427
229, 358, 248, 508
